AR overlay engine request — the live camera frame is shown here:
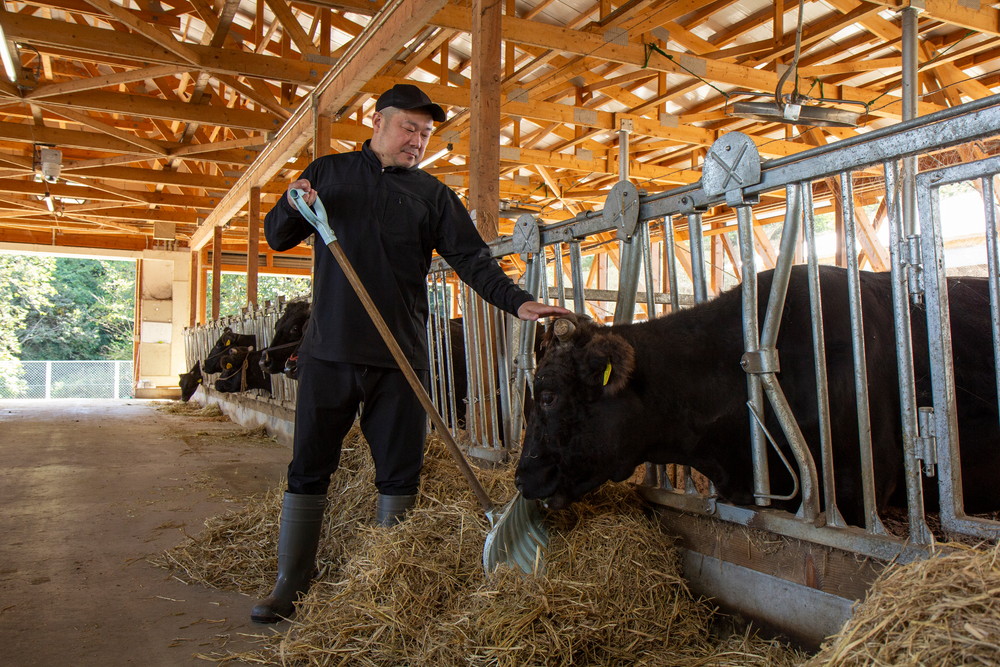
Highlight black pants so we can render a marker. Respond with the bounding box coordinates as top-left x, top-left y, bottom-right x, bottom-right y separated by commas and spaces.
287, 352, 429, 496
